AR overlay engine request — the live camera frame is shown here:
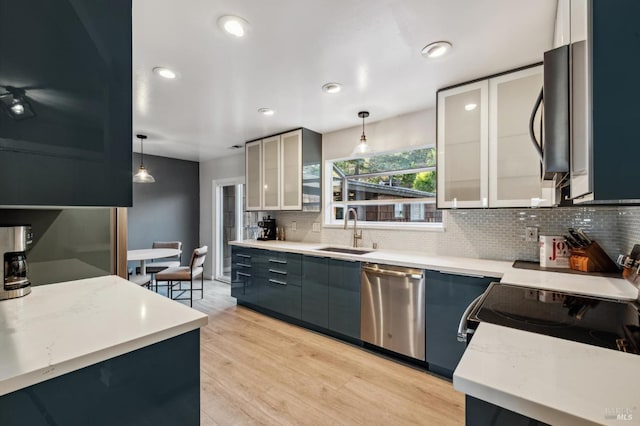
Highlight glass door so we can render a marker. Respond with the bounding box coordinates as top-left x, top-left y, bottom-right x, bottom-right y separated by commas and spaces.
215, 181, 244, 283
